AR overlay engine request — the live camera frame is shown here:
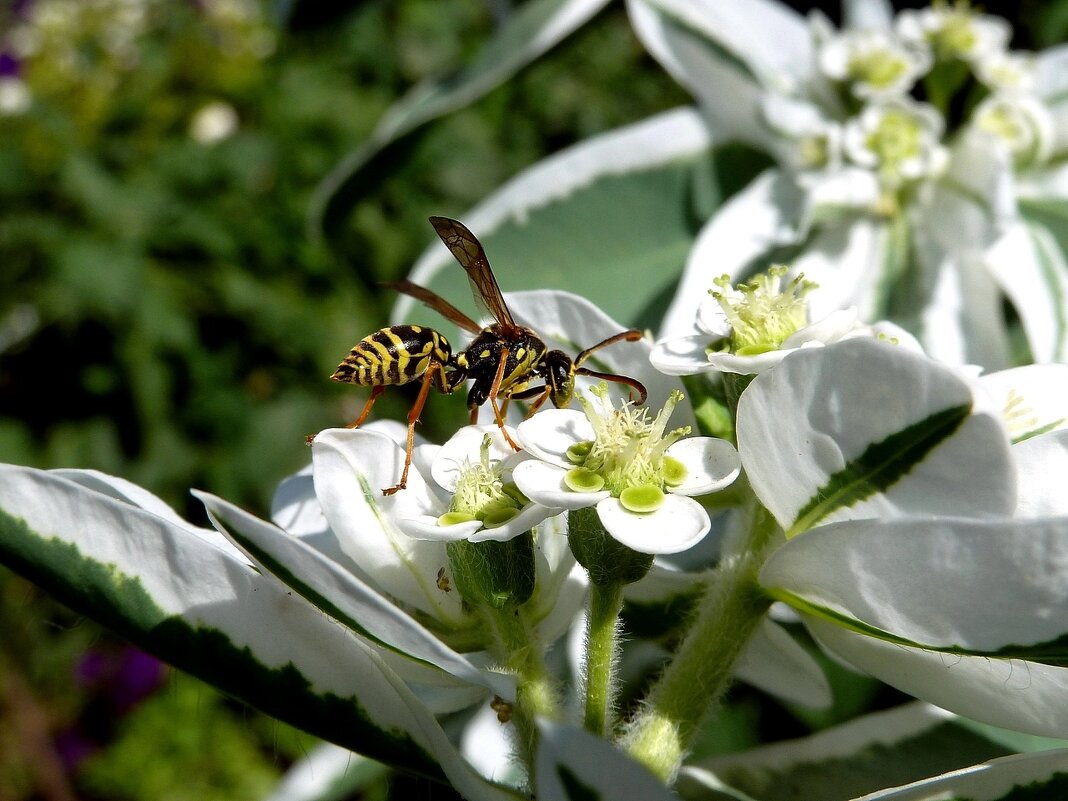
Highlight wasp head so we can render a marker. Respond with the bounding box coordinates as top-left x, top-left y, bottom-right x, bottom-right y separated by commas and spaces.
543, 350, 575, 408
